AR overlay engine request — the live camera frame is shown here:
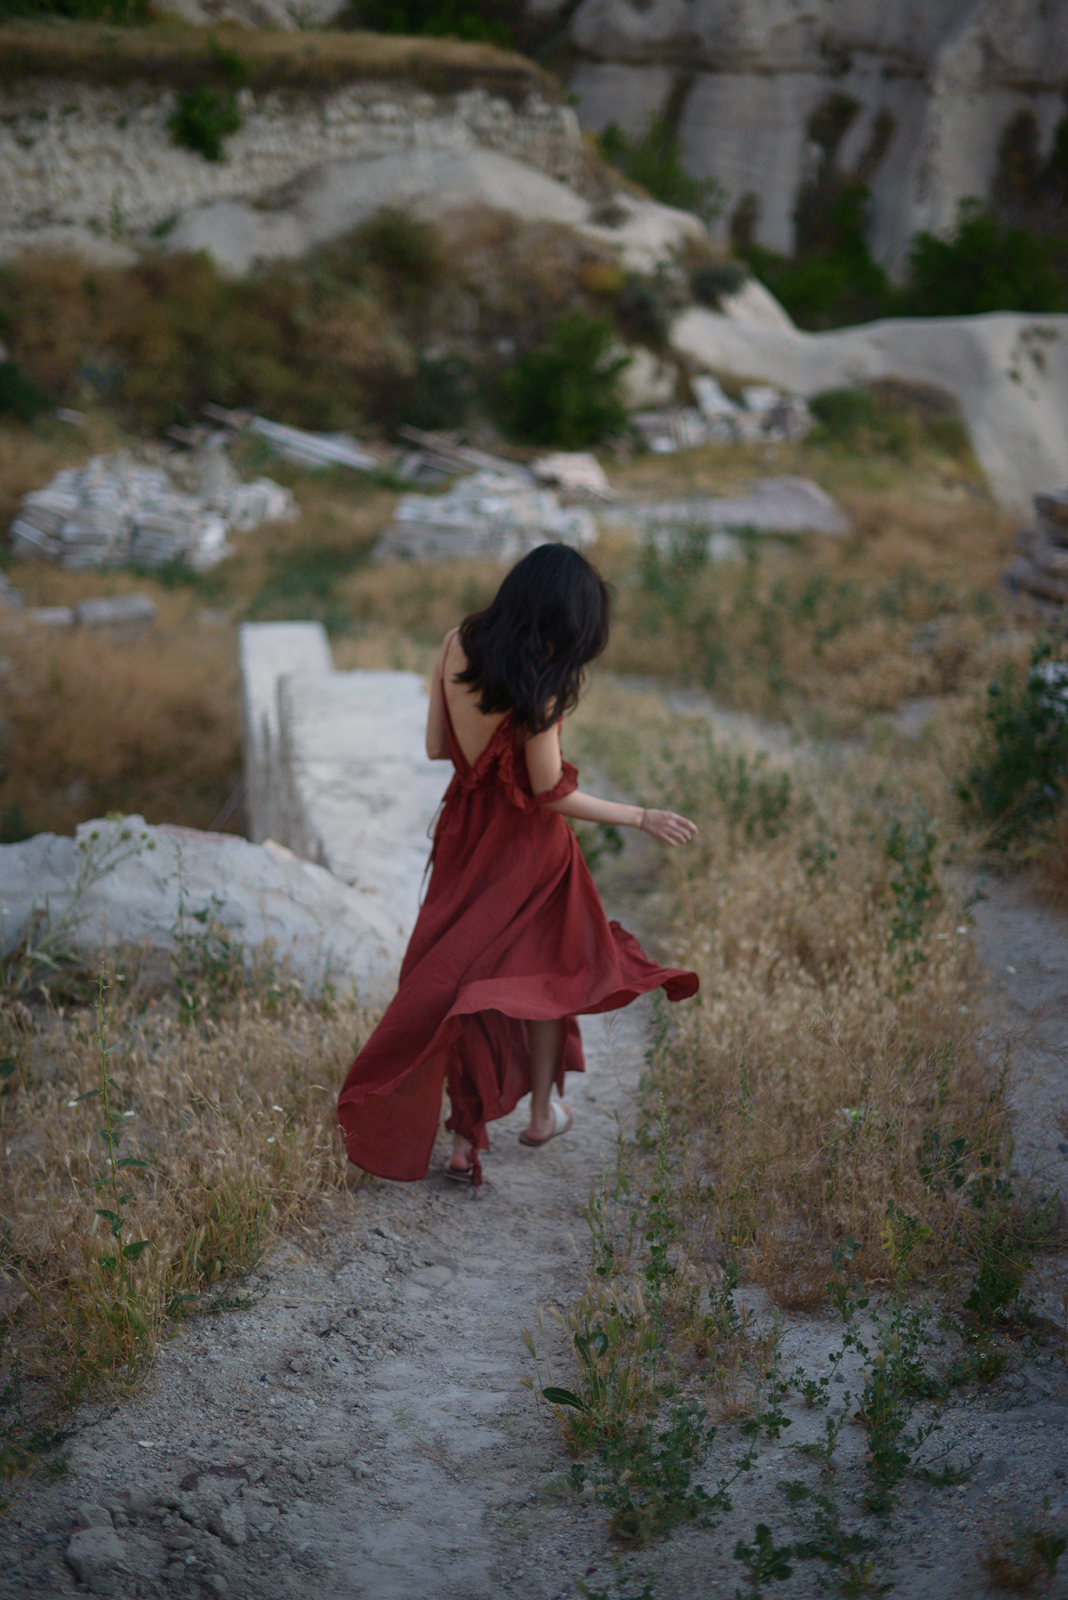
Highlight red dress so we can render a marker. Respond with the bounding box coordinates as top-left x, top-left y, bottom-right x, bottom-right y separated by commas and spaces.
336, 703, 698, 1184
